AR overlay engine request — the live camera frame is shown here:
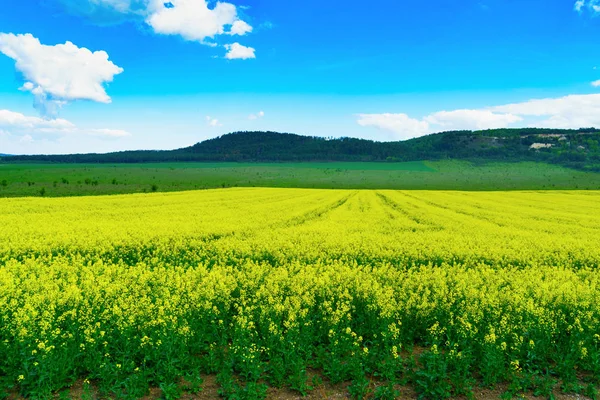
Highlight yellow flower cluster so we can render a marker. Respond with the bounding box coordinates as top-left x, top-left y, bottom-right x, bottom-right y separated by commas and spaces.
1, 188, 600, 397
